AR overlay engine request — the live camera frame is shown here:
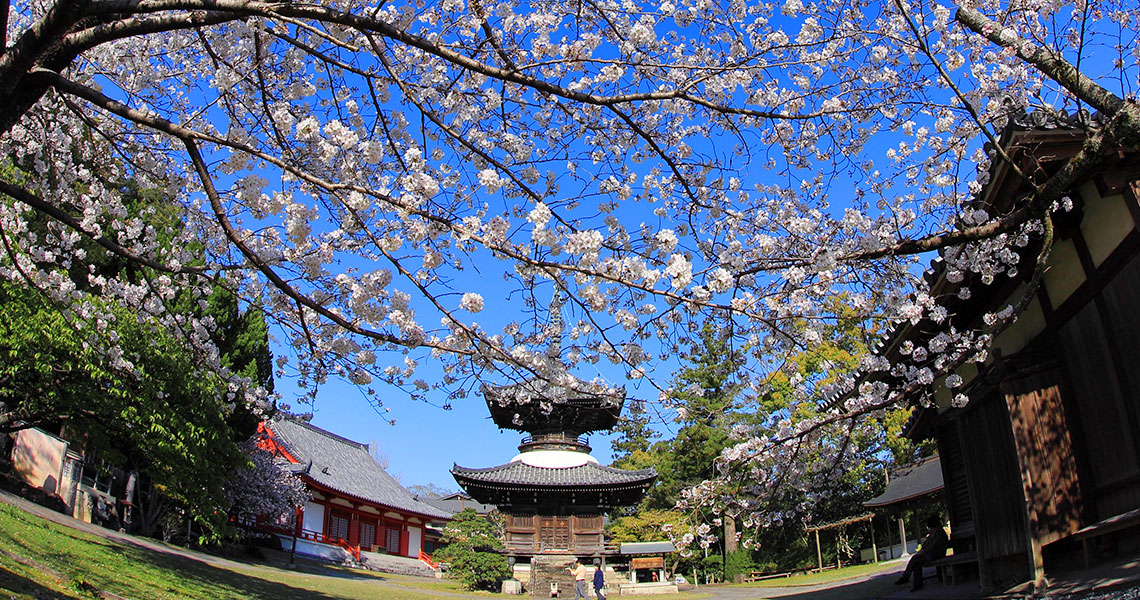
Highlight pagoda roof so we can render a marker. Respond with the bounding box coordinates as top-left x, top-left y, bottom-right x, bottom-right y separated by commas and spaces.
863, 455, 944, 509
452, 461, 656, 510
452, 461, 656, 489
482, 377, 625, 434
